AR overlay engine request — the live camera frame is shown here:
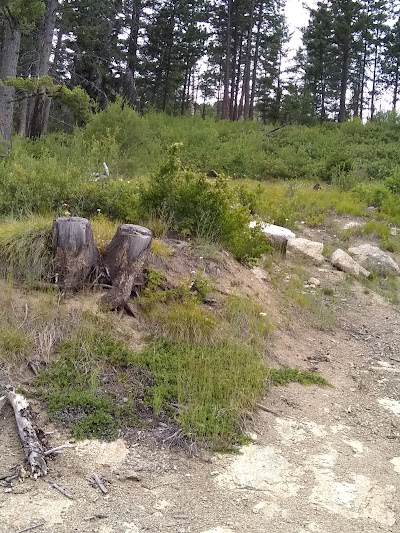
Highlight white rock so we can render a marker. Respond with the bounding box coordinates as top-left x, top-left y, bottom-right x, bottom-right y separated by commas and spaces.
249, 221, 295, 246
331, 249, 370, 278
343, 221, 362, 230
308, 277, 321, 287
201, 529, 235, 533
348, 244, 400, 276
286, 238, 325, 265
